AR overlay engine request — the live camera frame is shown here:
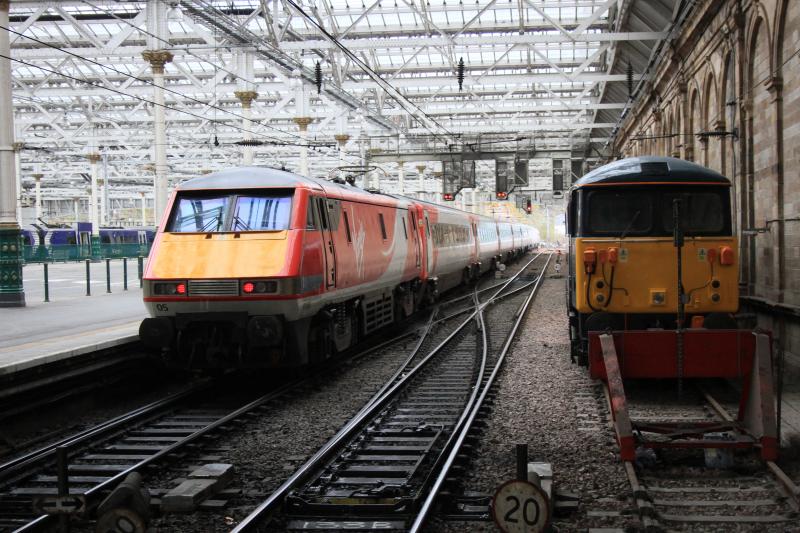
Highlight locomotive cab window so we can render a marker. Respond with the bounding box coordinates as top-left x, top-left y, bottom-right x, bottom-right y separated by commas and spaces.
168, 190, 293, 233
586, 190, 652, 235
581, 186, 731, 237
660, 192, 725, 234
232, 195, 291, 231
